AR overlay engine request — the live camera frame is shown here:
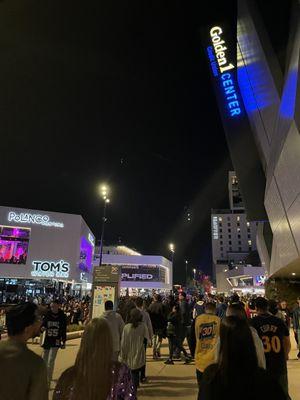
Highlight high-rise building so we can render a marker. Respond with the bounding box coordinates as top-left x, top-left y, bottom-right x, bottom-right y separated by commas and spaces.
211, 172, 262, 292
204, 0, 300, 281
